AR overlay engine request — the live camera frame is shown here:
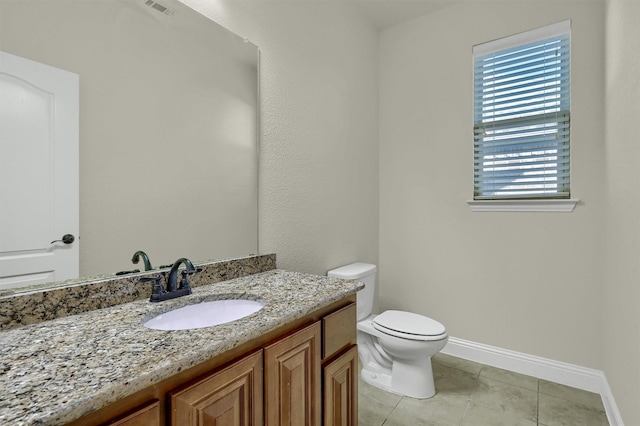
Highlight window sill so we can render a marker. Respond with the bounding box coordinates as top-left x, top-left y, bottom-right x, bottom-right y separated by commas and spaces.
467, 199, 579, 212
